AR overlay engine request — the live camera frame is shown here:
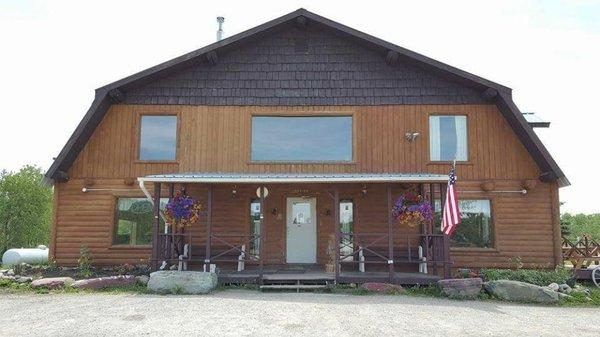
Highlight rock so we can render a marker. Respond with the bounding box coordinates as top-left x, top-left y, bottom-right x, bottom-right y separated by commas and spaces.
558, 284, 572, 294
557, 292, 573, 300
437, 278, 483, 298
360, 282, 404, 293
135, 275, 150, 285
0, 275, 15, 281
15, 276, 32, 284
484, 280, 559, 304
573, 285, 590, 296
147, 271, 217, 295
6, 269, 15, 276
72, 275, 136, 289
547, 283, 559, 292
30, 277, 75, 289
